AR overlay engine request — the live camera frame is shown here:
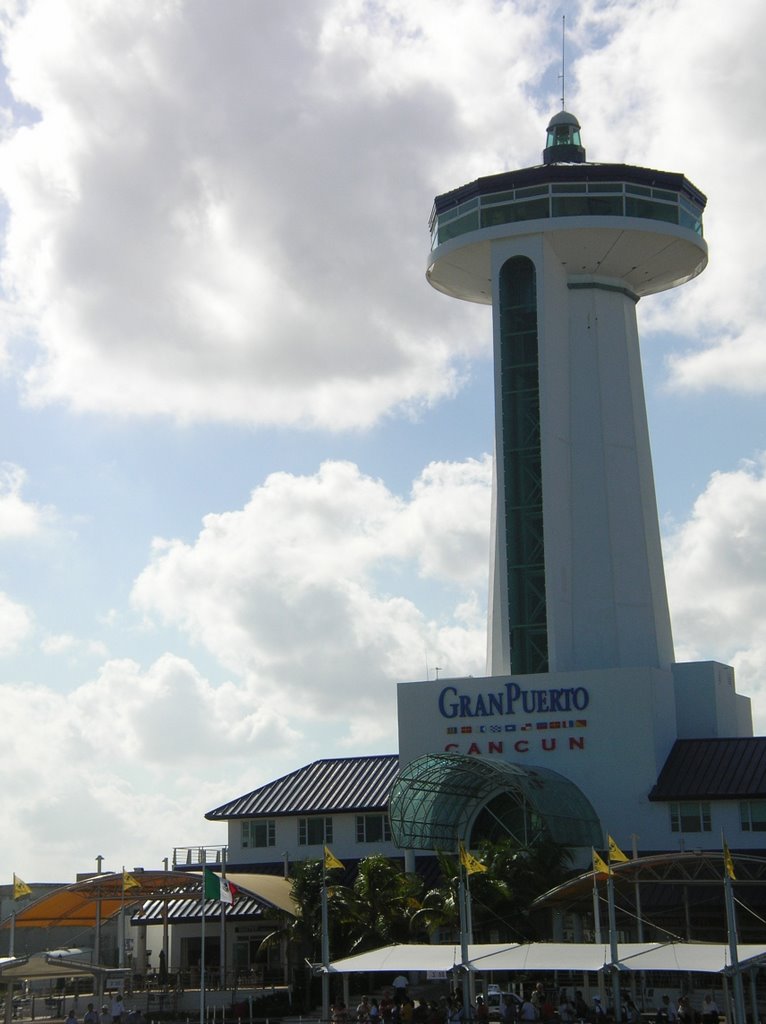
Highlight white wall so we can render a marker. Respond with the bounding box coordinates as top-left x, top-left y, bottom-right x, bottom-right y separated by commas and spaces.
227, 812, 401, 867
397, 664, 758, 857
